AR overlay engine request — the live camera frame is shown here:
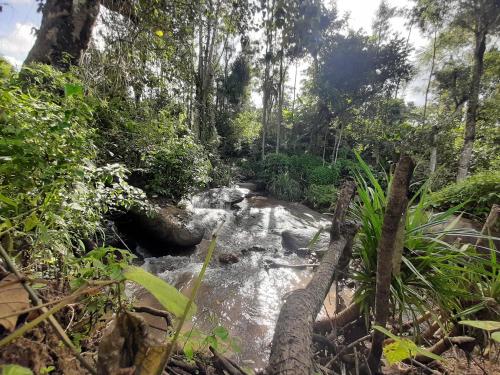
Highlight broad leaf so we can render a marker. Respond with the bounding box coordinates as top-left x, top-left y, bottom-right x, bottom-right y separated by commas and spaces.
0, 365, 33, 375
0, 274, 30, 332
122, 266, 196, 318
459, 320, 500, 331
491, 332, 500, 343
